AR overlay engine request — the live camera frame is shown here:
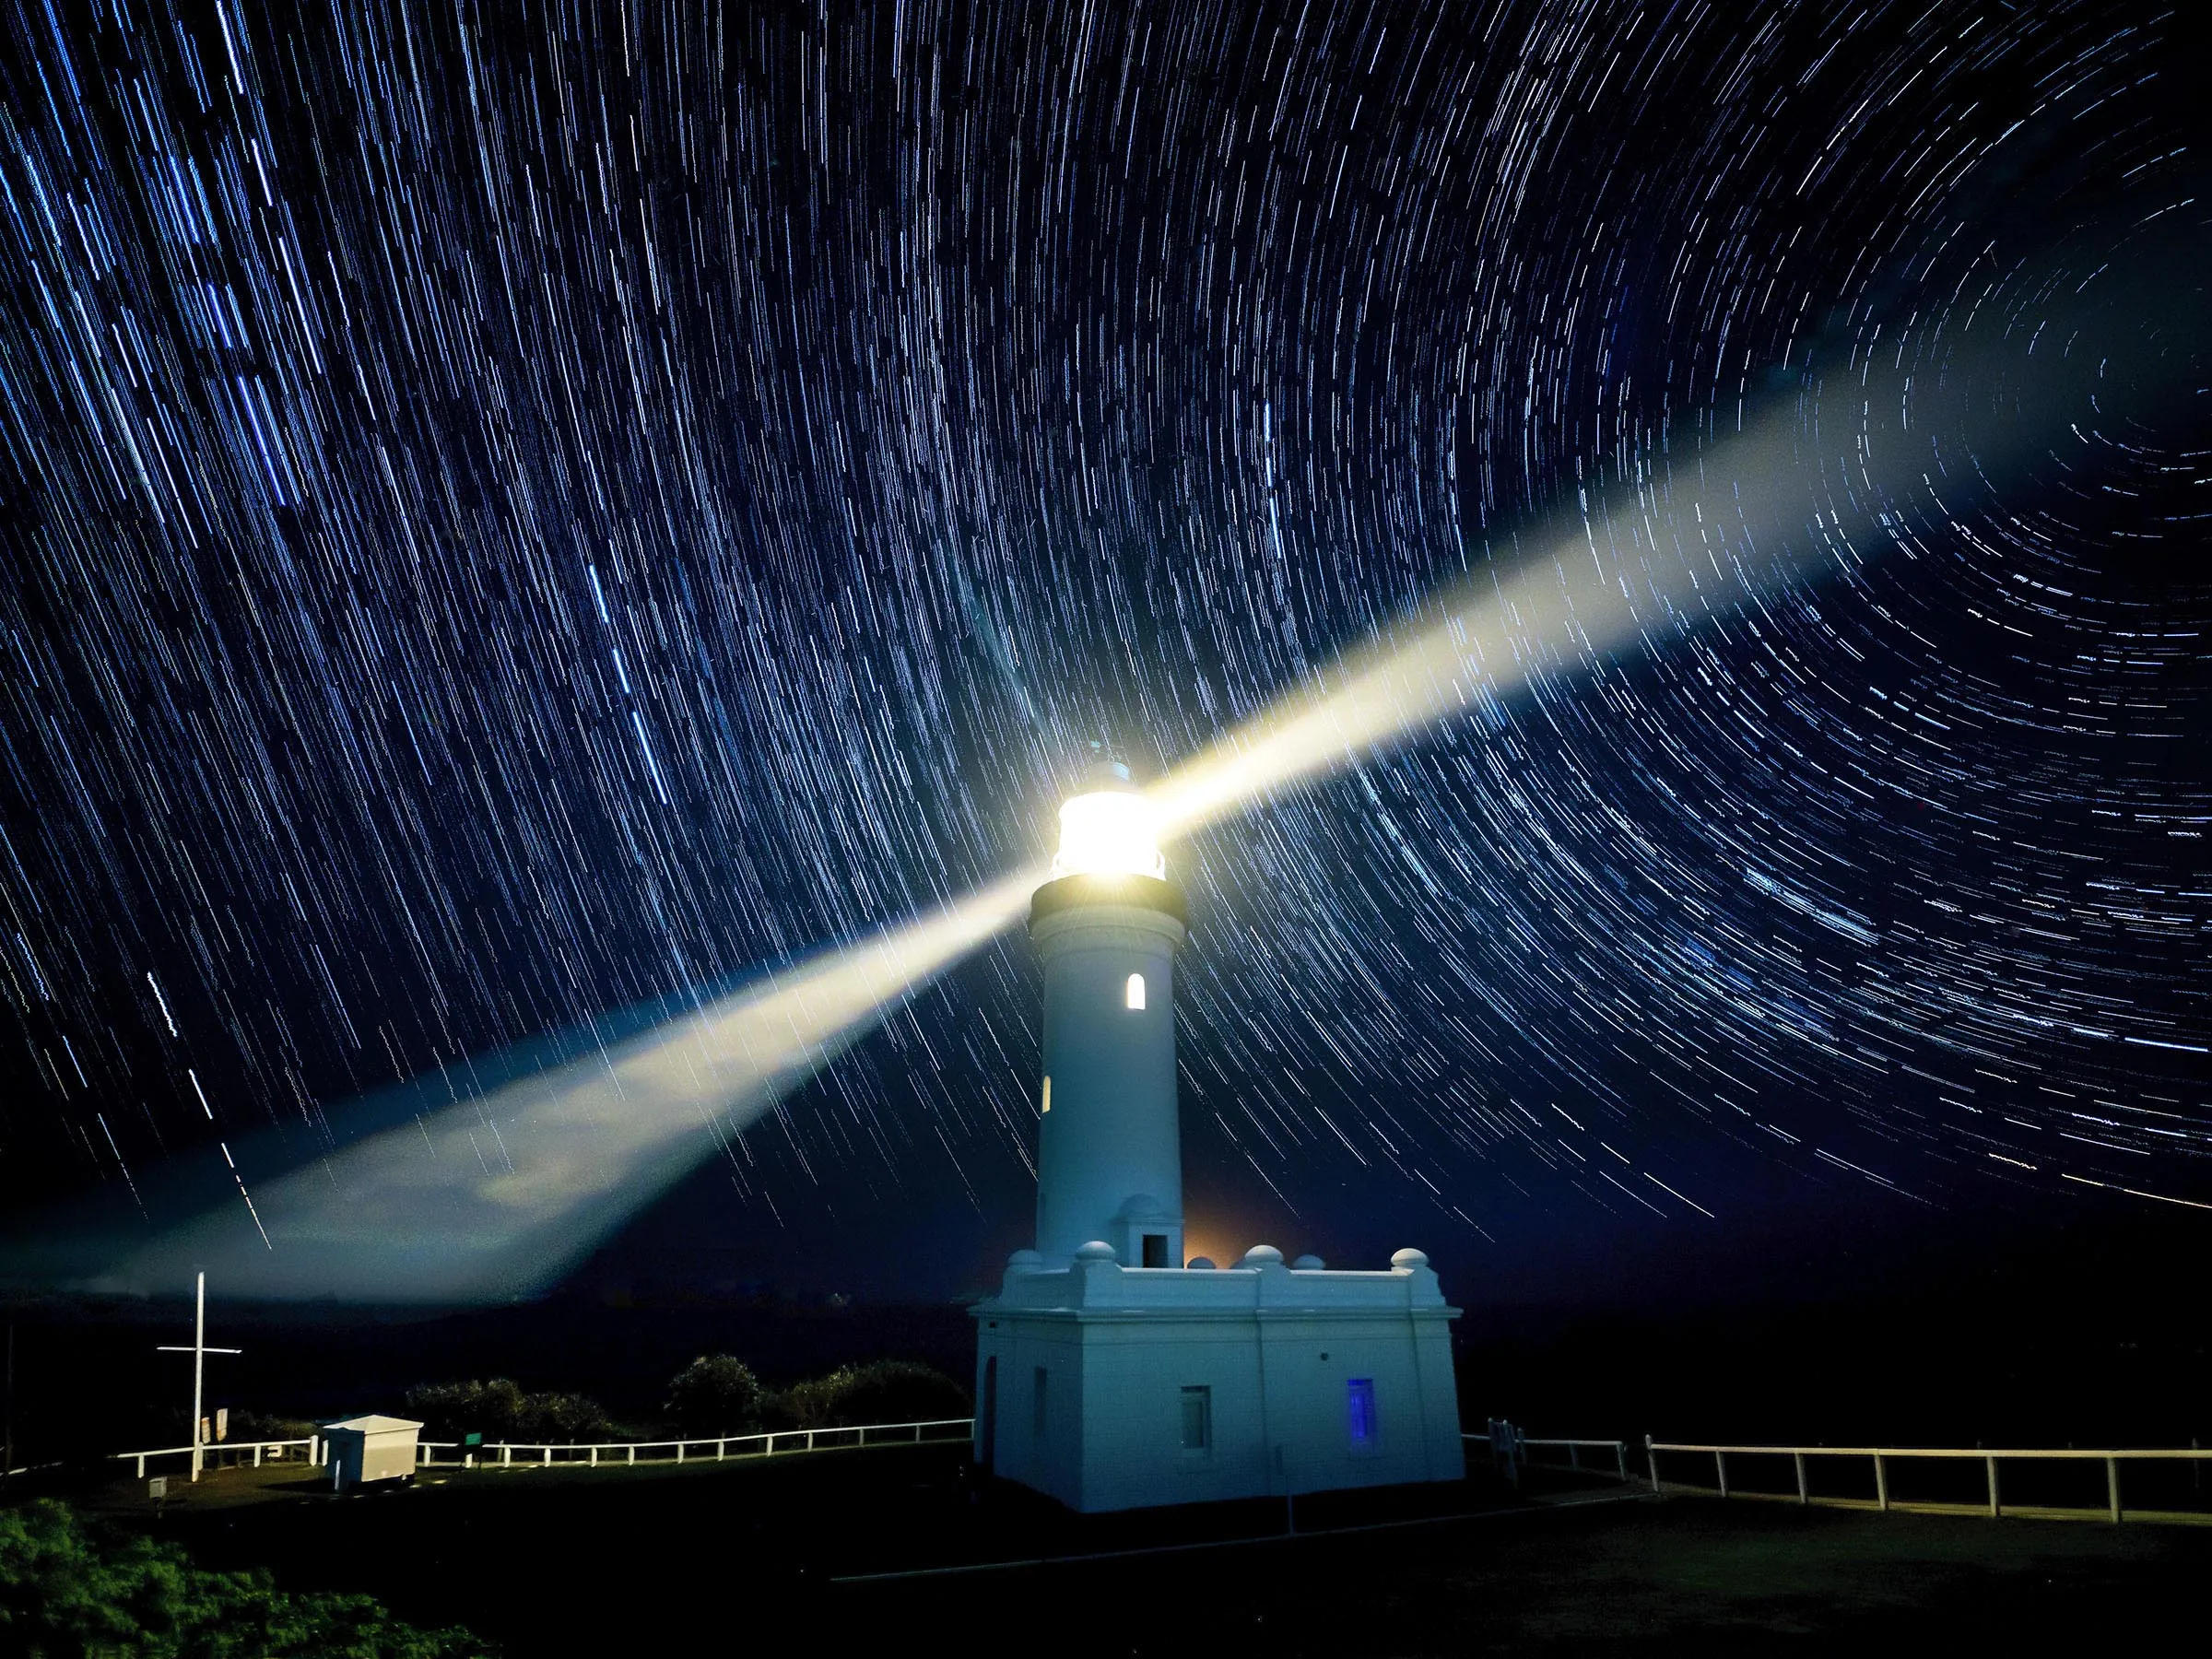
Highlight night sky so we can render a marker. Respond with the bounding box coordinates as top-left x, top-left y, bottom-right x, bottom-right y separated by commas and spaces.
2, 1, 2206, 1309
